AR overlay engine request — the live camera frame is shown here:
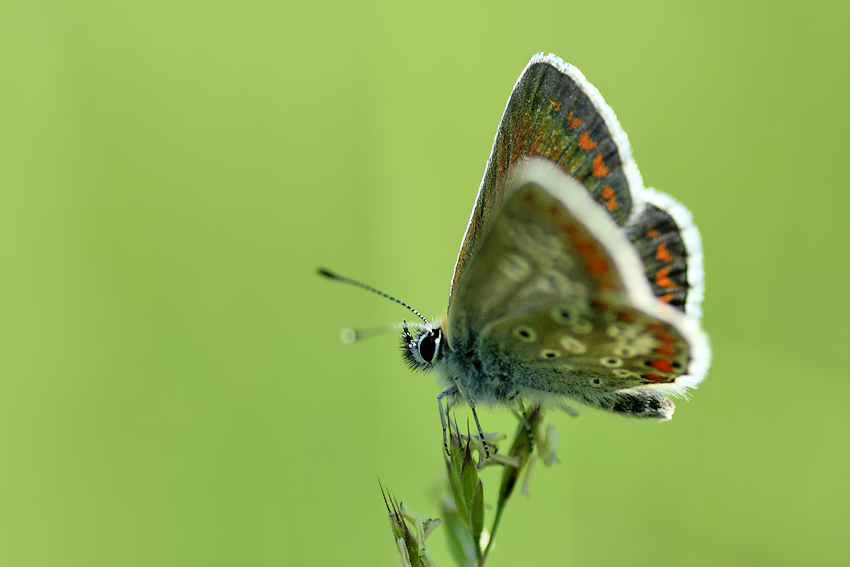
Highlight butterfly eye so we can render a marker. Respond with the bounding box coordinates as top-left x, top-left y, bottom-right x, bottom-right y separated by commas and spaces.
417, 329, 440, 363
401, 325, 443, 370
